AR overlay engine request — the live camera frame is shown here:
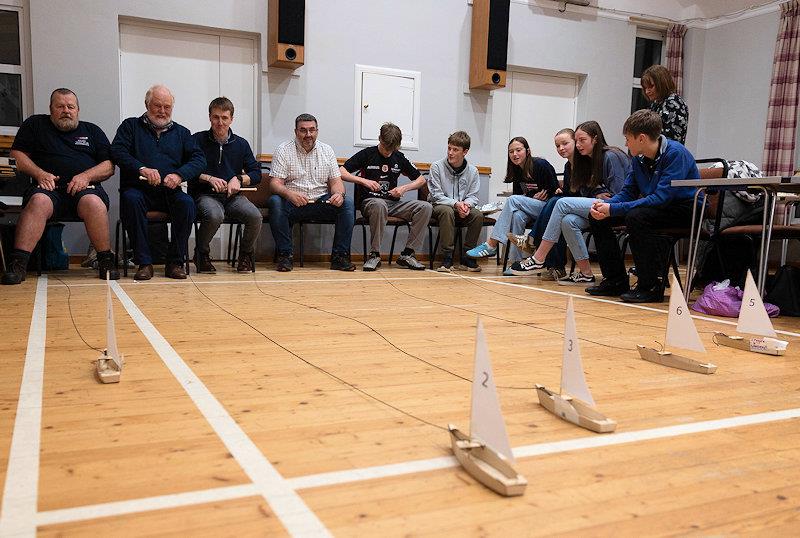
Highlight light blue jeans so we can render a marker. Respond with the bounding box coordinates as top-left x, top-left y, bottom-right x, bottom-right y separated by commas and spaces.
490, 195, 546, 260
541, 196, 594, 261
